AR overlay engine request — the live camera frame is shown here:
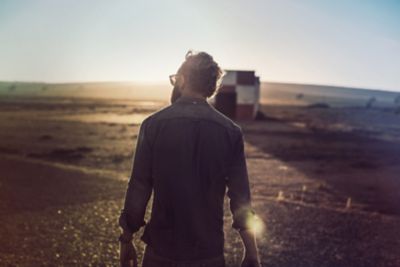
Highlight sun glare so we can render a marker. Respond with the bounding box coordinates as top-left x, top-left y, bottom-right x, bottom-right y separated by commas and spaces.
246, 215, 265, 235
